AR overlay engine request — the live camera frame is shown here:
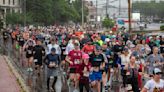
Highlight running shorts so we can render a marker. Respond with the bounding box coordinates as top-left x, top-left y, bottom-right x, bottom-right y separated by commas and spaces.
89, 71, 102, 82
